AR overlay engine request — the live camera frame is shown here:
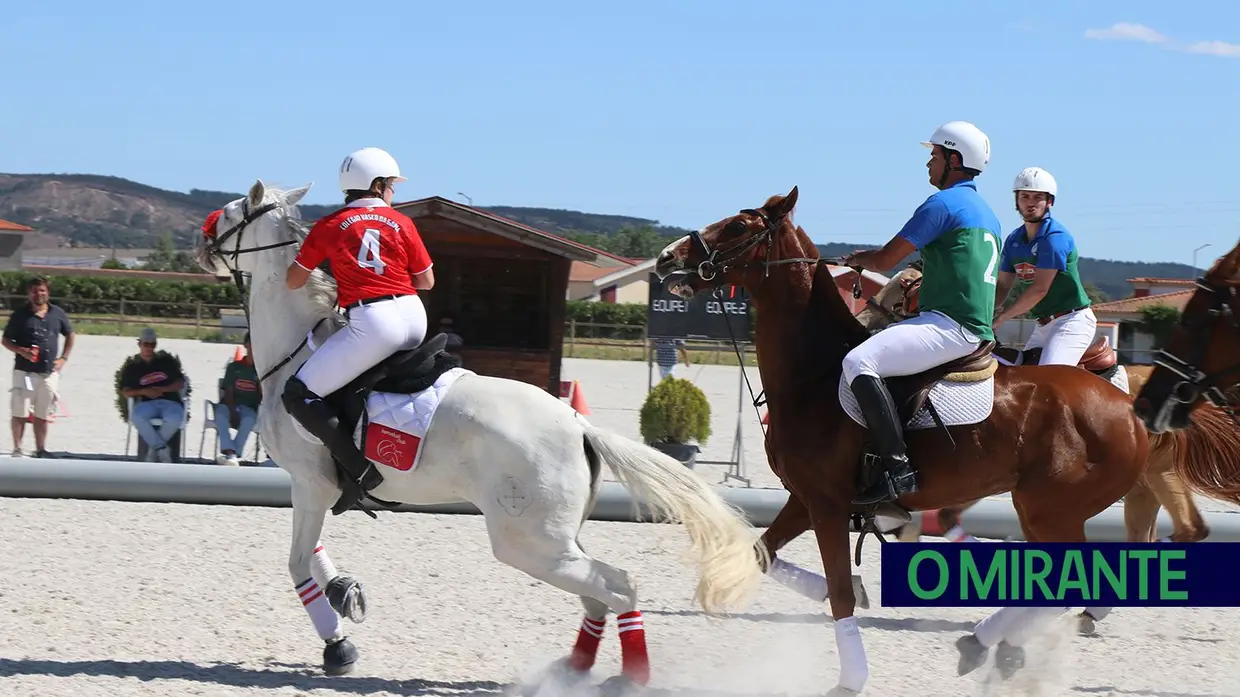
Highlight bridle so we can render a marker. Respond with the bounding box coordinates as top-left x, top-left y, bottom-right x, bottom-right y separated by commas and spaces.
1150, 274, 1240, 424
203, 198, 313, 384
